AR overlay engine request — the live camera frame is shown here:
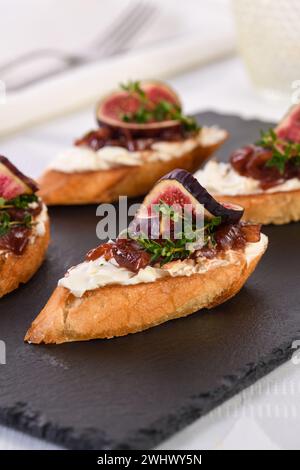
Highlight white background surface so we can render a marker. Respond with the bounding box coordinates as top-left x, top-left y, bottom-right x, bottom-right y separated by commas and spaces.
0, 0, 299, 451
0, 0, 232, 61
0, 0, 235, 135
